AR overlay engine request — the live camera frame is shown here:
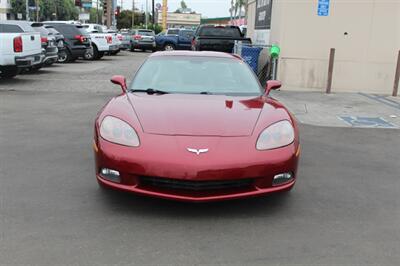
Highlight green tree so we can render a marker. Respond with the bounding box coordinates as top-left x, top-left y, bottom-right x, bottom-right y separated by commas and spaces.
89, 7, 103, 23
180, 0, 187, 10
11, 0, 78, 21
116, 10, 145, 30
10, 0, 27, 20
